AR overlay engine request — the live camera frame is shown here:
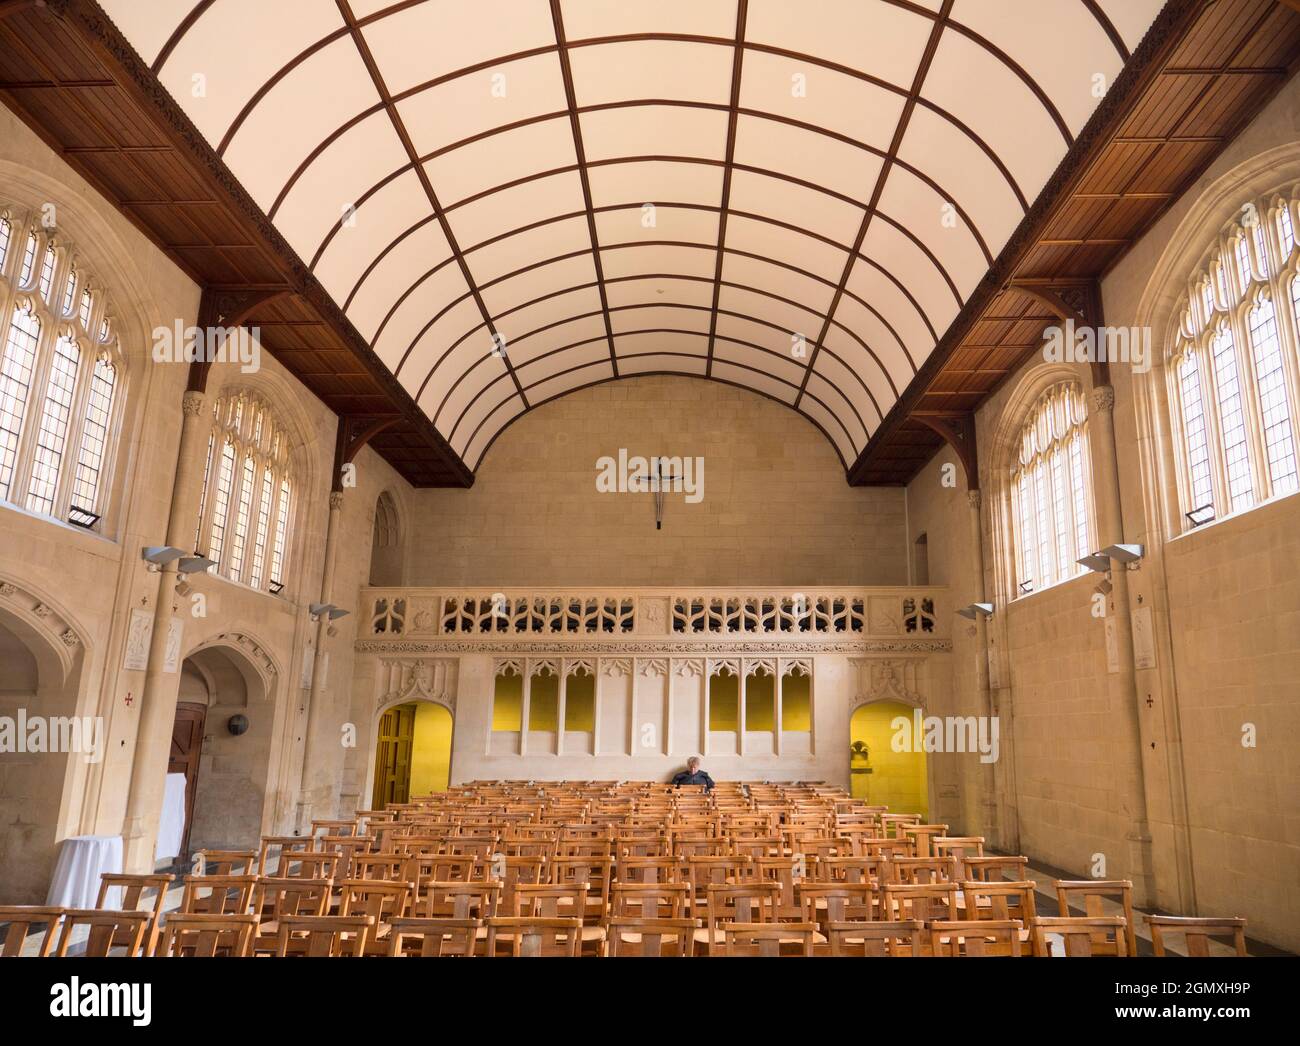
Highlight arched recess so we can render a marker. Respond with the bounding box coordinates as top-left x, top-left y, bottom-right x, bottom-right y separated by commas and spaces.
0, 583, 90, 904
361, 659, 459, 810
370, 698, 454, 807
369, 489, 404, 586
172, 636, 279, 854
849, 698, 928, 819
